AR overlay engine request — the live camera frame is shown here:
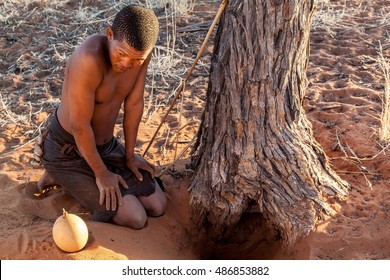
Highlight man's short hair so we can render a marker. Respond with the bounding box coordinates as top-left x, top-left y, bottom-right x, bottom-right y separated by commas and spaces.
112, 5, 159, 51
